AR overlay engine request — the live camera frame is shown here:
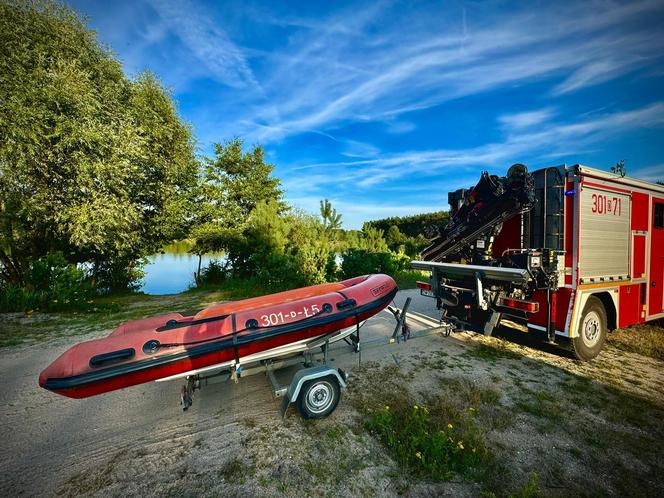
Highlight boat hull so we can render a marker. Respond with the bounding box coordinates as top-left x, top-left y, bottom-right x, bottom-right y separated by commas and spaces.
40, 274, 397, 399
